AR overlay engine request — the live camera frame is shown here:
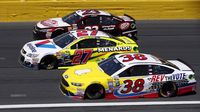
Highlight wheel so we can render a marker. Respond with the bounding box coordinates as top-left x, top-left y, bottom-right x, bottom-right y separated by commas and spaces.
85, 84, 105, 99
51, 30, 65, 38
159, 82, 177, 98
39, 56, 58, 70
